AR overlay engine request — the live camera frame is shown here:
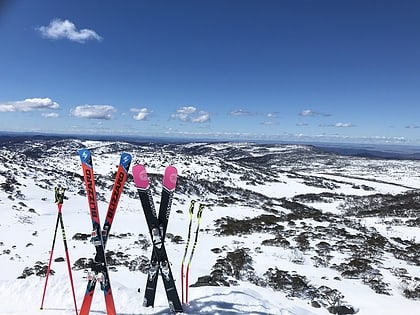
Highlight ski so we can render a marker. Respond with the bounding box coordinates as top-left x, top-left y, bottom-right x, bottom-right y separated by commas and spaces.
102, 152, 132, 247
132, 164, 183, 313
78, 149, 132, 315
